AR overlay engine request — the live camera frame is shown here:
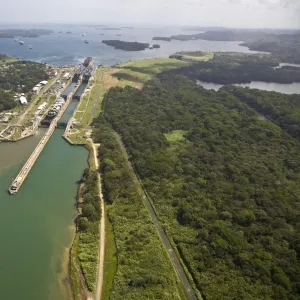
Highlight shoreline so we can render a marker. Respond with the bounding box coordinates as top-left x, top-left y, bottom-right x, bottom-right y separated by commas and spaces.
68, 140, 103, 300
